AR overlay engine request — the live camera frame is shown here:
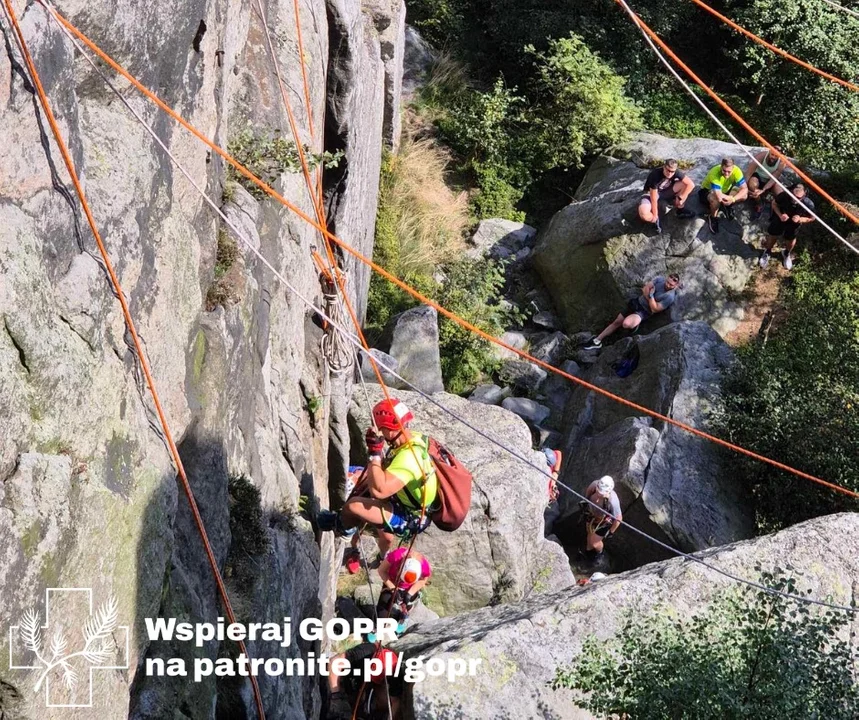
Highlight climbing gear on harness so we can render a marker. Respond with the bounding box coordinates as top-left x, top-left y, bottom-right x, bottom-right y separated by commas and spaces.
372, 398, 414, 430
